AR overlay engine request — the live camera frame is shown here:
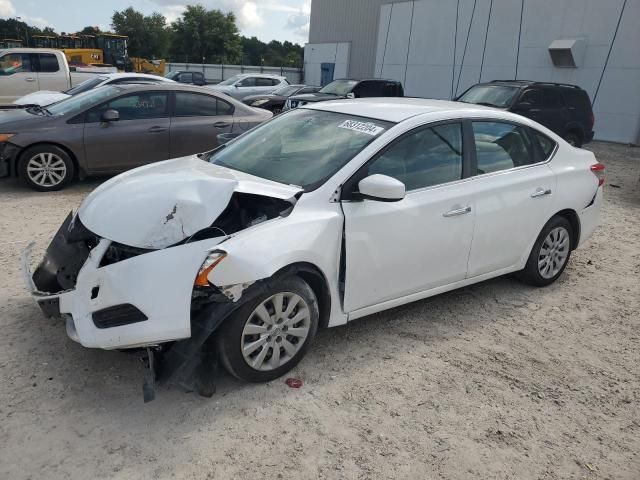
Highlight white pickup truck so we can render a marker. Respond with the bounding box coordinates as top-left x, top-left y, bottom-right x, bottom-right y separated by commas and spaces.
0, 48, 116, 105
